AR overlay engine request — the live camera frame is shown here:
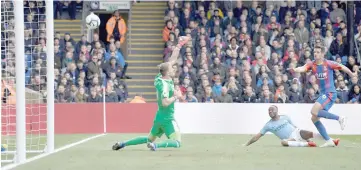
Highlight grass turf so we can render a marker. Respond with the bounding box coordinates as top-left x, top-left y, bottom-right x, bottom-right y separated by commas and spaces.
7, 134, 361, 170
1, 134, 96, 167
